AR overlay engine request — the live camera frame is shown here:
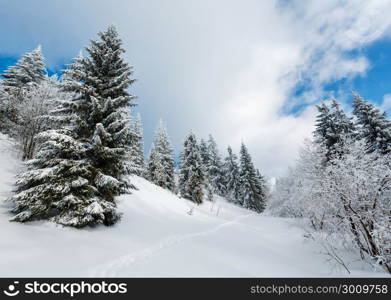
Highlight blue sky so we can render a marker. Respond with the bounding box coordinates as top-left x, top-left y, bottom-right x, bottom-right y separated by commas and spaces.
1, 0, 391, 177
287, 38, 391, 114
0, 57, 17, 73
350, 39, 391, 107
